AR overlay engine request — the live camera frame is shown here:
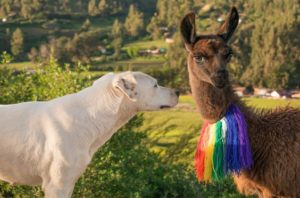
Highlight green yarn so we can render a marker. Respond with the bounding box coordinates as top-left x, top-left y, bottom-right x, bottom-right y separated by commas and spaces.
212, 121, 224, 180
